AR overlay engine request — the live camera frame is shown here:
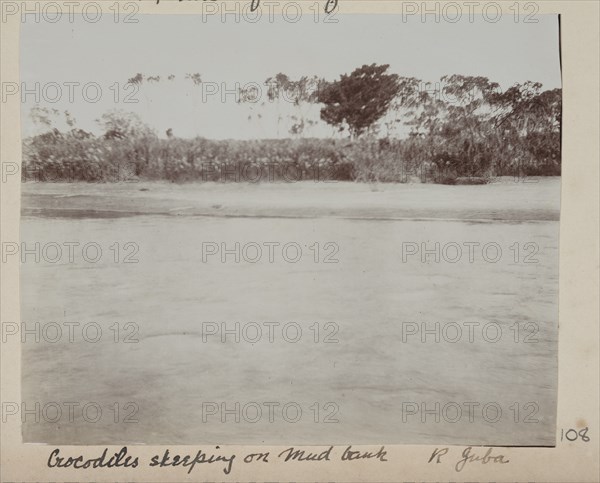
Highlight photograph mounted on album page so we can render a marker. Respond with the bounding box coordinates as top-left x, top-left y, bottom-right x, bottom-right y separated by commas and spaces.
0, 1, 598, 482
